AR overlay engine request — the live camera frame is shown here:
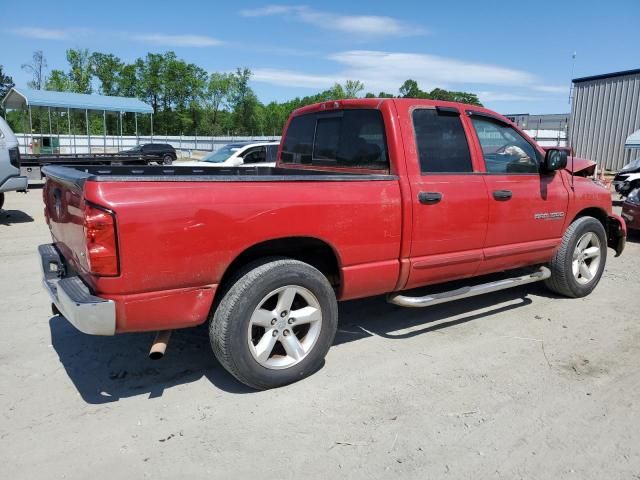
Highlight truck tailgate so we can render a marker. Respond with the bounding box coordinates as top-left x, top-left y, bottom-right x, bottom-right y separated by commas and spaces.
43, 174, 92, 278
